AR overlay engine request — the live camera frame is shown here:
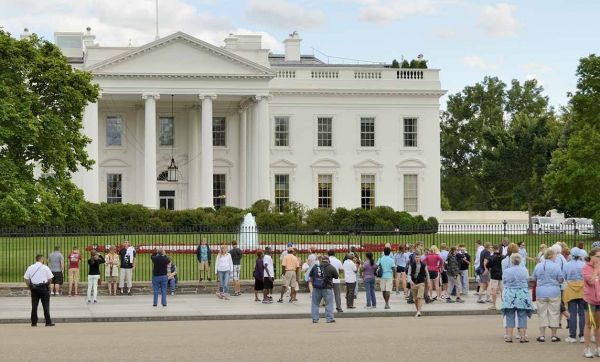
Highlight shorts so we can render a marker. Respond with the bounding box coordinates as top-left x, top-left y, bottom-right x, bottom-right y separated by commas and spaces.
254, 278, 264, 291
441, 271, 448, 284
429, 271, 439, 279
380, 278, 393, 292
263, 277, 274, 290
283, 271, 298, 288
198, 261, 209, 271
106, 276, 118, 283
479, 273, 491, 283
232, 265, 241, 281
490, 279, 501, 290
411, 283, 425, 300
52, 272, 64, 285
396, 266, 406, 273
68, 268, 79, 283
